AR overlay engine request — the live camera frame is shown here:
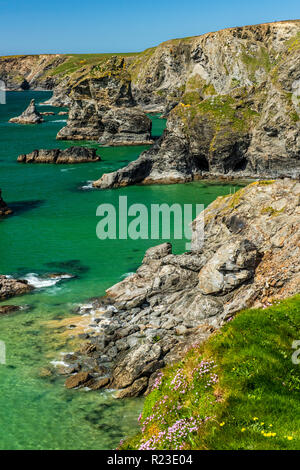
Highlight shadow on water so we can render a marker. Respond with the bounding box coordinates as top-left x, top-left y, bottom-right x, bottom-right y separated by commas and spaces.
9, 199, 45, 215
45, 259, 90, 275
